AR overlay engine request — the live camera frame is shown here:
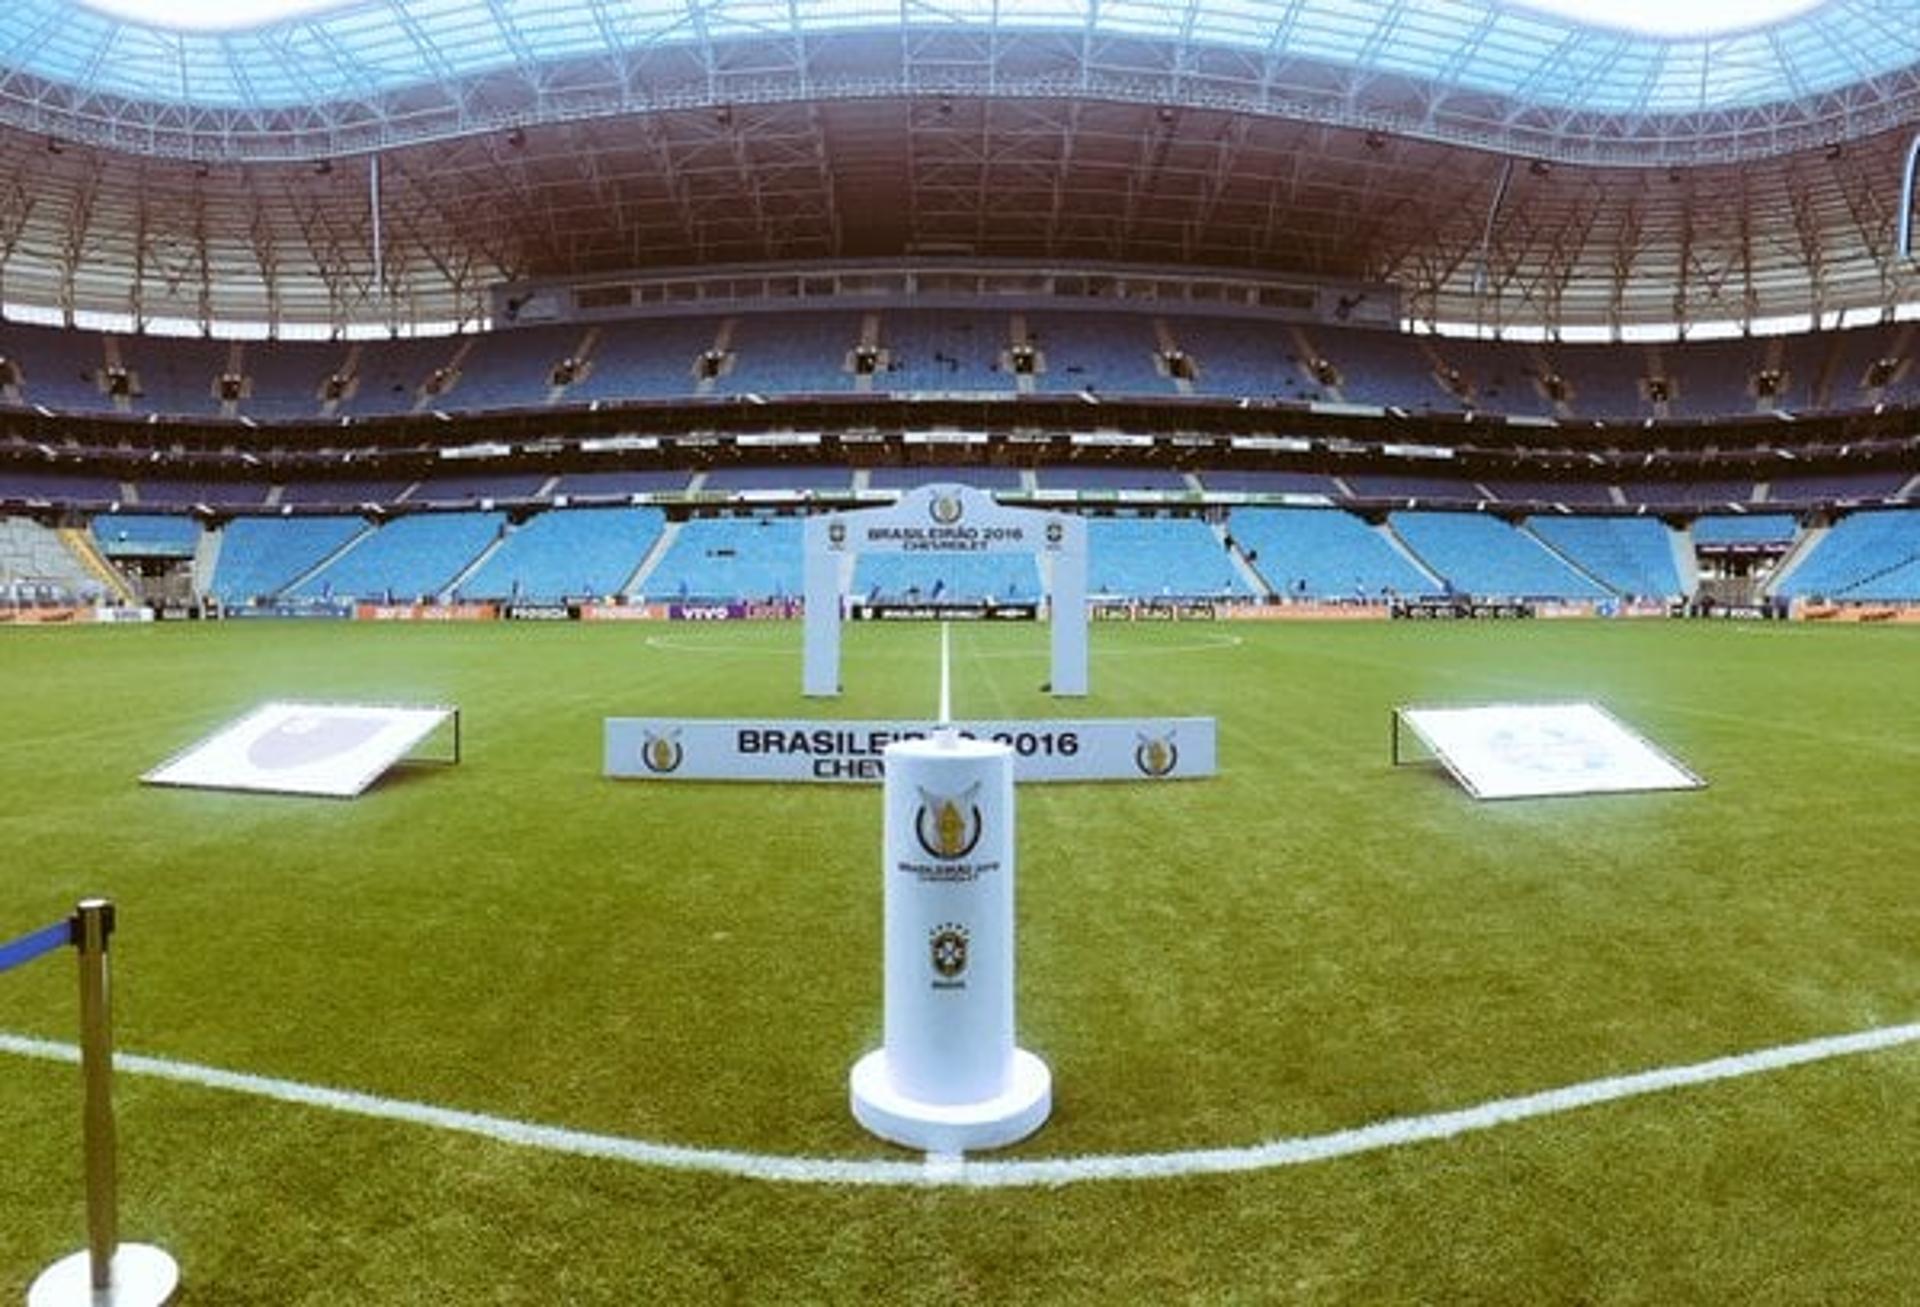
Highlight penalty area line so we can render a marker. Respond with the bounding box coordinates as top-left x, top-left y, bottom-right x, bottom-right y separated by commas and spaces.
2, 1021, 1916, 1189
